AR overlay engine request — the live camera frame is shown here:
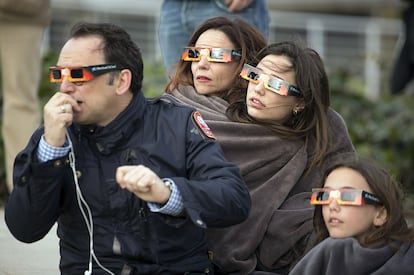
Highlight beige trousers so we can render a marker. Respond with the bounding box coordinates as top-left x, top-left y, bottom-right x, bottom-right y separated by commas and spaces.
0, 22, 43, 192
